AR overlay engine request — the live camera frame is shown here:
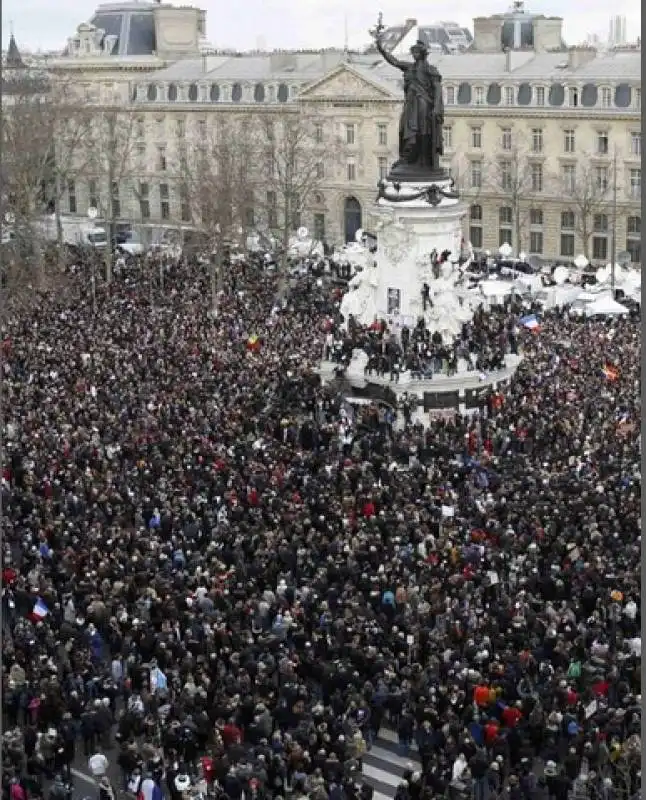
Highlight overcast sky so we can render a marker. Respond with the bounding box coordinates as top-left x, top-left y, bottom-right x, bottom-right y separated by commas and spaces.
2, 0, 641, 52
